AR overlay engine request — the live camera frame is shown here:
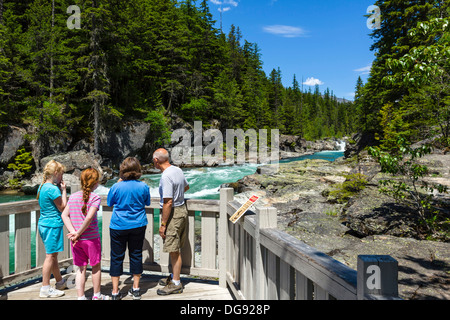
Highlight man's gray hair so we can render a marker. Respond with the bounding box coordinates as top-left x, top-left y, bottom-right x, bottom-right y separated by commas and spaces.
153, 148, 170, 162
